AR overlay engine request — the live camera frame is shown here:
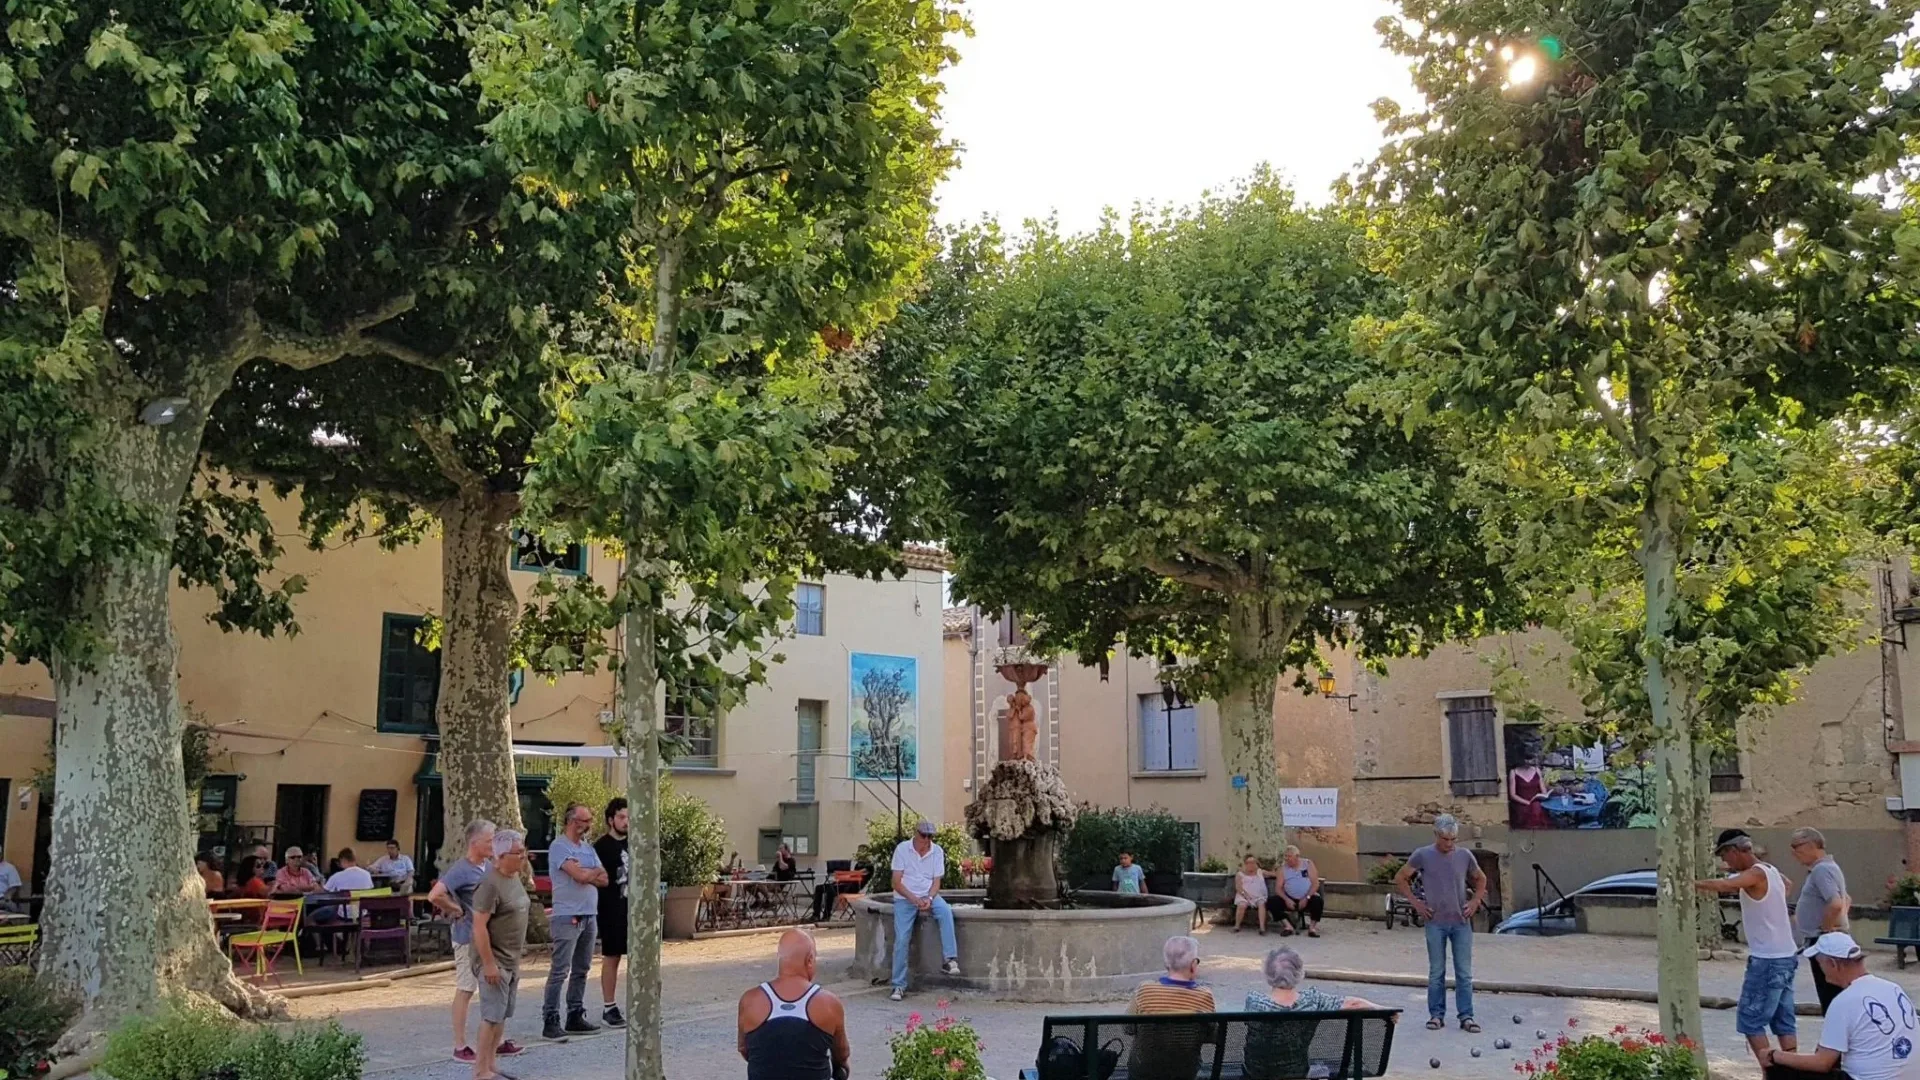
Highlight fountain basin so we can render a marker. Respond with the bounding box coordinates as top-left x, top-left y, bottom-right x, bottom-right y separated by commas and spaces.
847, 889, 1197, 1002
